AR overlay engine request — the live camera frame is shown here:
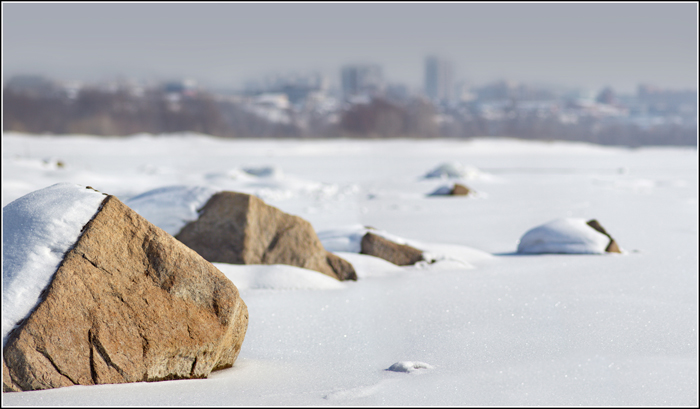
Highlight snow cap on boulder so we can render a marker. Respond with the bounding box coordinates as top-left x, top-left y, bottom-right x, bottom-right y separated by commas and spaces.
2, 183, 107, 347
3, 186, 248, 392
517, 218, 622, 254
